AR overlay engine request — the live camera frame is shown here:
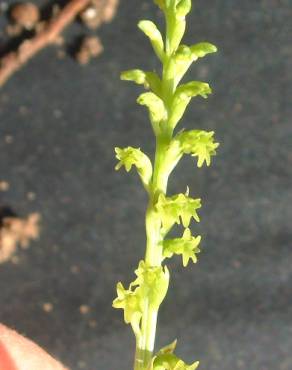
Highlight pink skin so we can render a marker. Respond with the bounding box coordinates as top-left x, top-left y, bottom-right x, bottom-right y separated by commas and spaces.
0, 324, 68, 370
